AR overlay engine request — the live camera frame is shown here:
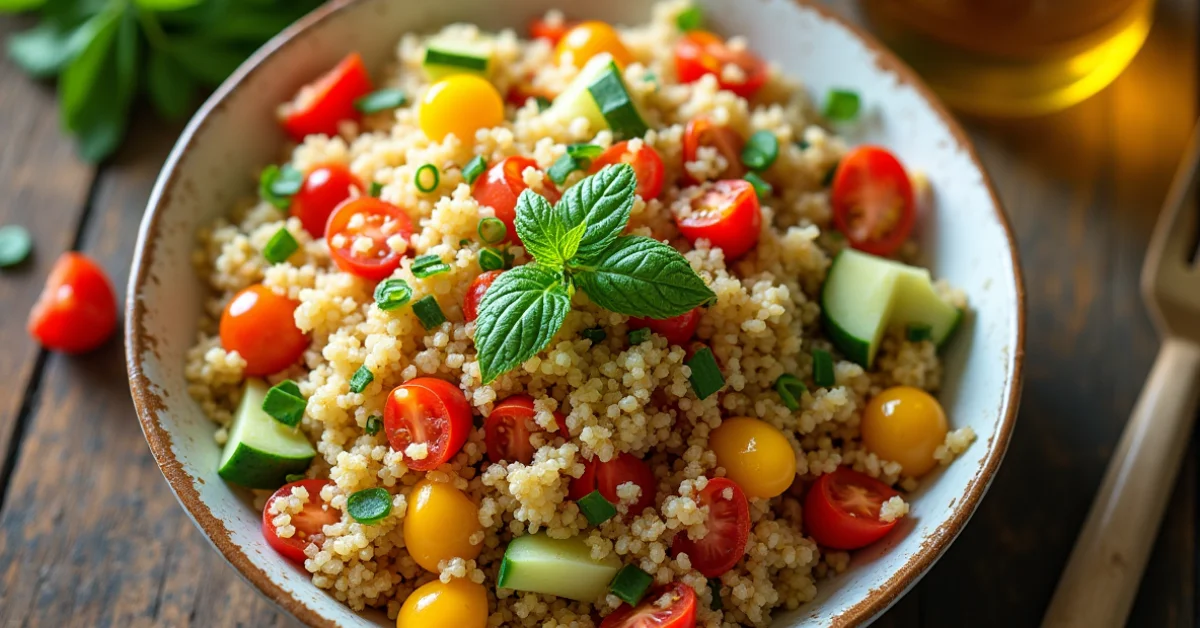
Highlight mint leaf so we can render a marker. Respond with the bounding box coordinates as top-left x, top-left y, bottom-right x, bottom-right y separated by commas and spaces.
560, 222, 586, 261
515, 189, 591, 268
574, 236, 716, 318
475, 265, 572, 383
557, 163, 637, 264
